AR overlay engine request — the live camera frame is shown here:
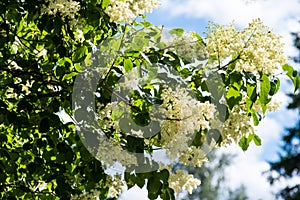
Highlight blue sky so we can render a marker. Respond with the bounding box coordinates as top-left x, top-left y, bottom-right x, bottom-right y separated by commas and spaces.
120, 0, 300, 199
